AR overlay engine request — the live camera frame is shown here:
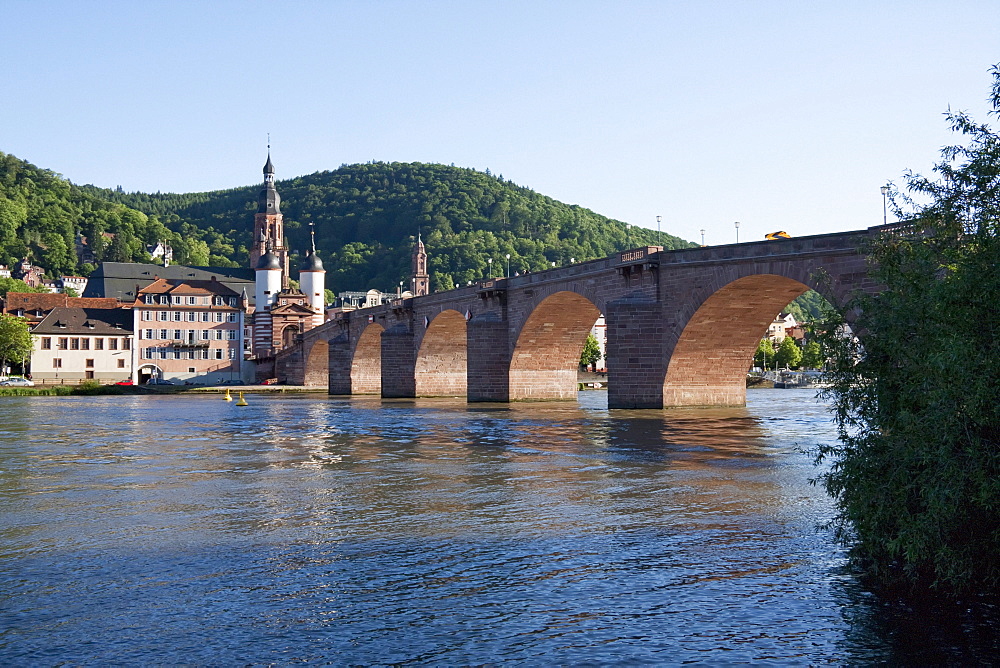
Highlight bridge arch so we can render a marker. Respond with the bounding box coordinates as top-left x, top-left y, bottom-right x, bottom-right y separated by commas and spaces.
663, 273, 811, 407
352, 322, 384, 395
415, 310, 467, 396
509, 290, 601, 400
302, 337, 329, 387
